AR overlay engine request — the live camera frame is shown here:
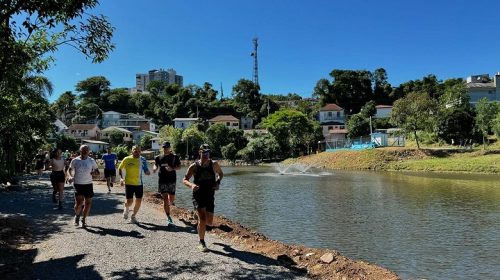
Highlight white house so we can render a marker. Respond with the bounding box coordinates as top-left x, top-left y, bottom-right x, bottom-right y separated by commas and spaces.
173, 117, 199, 129
53, 119, 68, 134
319, 103, 345, 124
374, 105, 392, 118
319, 103, 347, 141
466, 72, 500, 106
208, 115, 239, 129
101, 126, 133, 143
151, 137, 160, 151
102, 111, 155, 131
66, 124, 101, 141
133, 130, 159, 144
